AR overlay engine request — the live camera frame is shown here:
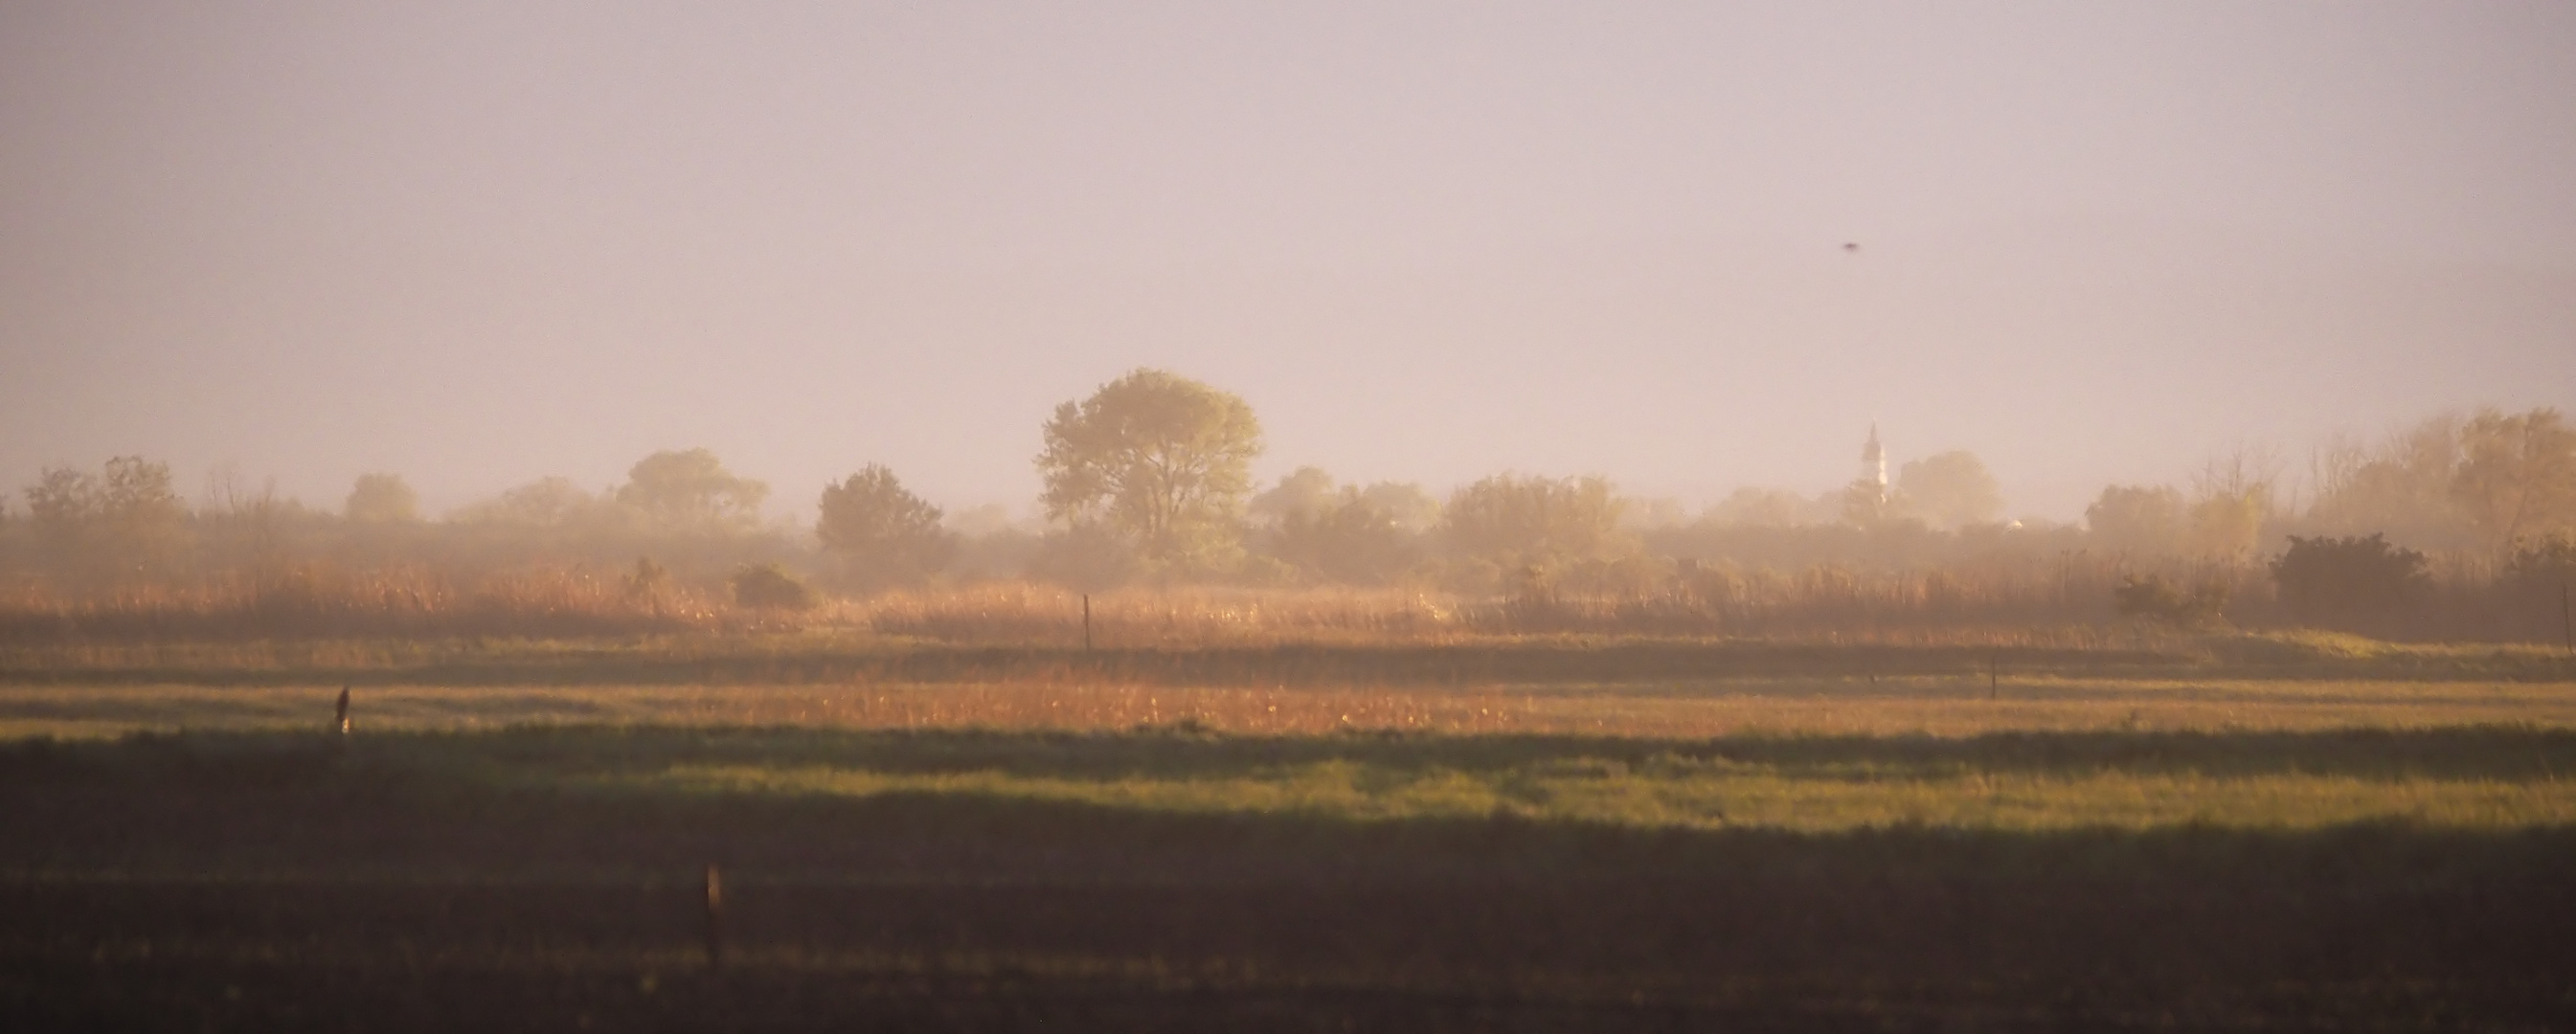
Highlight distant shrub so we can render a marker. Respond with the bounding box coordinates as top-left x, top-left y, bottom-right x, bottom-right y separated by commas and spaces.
344, 473, 419, 524
22, 456, 190, 579
618, 449, 770, 530
2270, 533, 2428, 627
817, 464, 955, 592
1270, 495, 1420, 586
2112, 573, 2228, 626
2505, 534, 2576, 585
2086, 485, 2186, 556
1438, 474, 1633, 595
2497, 534, 2575, 643
730, 563, 816, 611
